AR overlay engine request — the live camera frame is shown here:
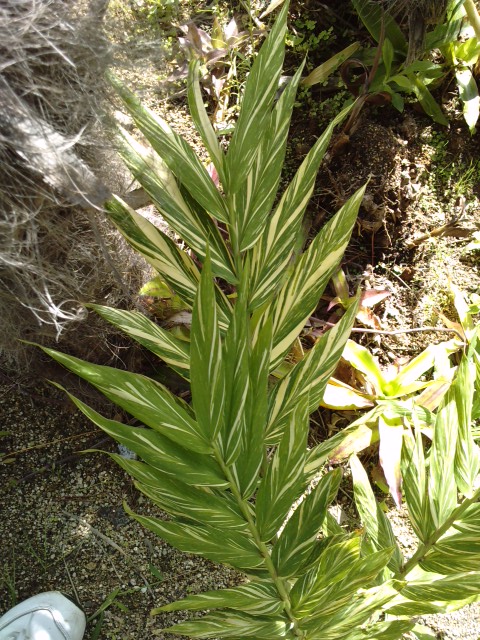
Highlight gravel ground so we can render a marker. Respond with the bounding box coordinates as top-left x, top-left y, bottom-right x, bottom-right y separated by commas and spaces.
1, 378, 480, 639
